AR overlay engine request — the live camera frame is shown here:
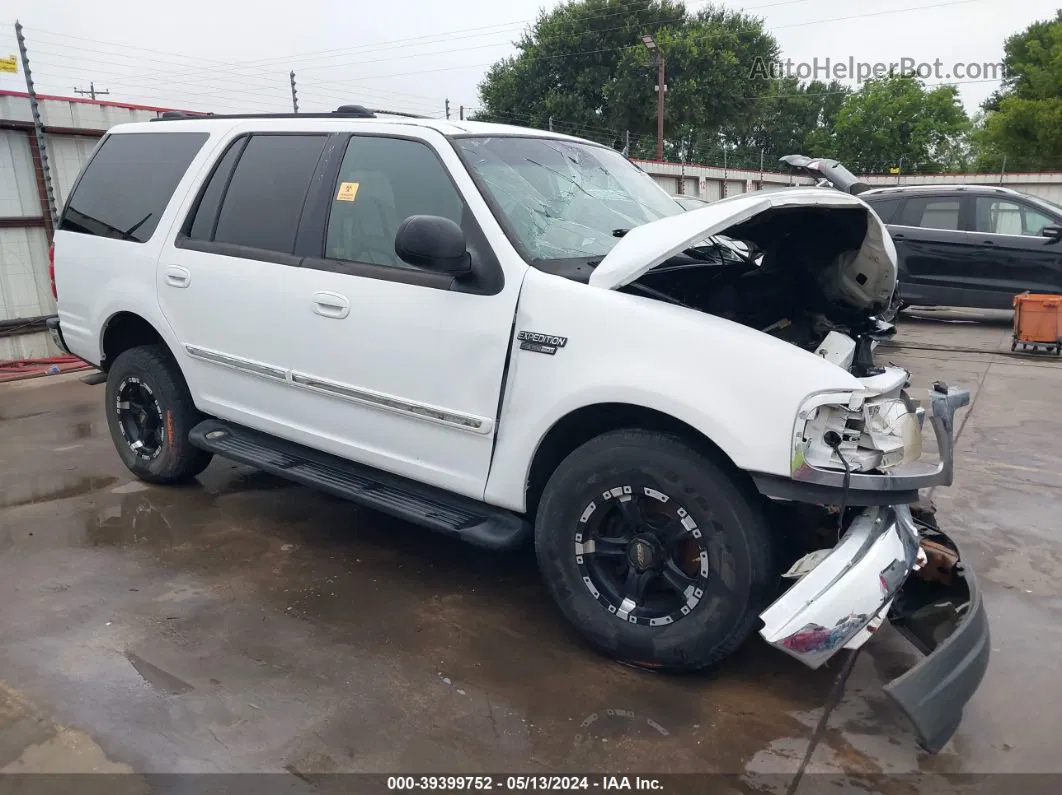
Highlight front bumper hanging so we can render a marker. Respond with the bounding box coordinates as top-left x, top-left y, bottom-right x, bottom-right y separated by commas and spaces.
757, 504, 989, 752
